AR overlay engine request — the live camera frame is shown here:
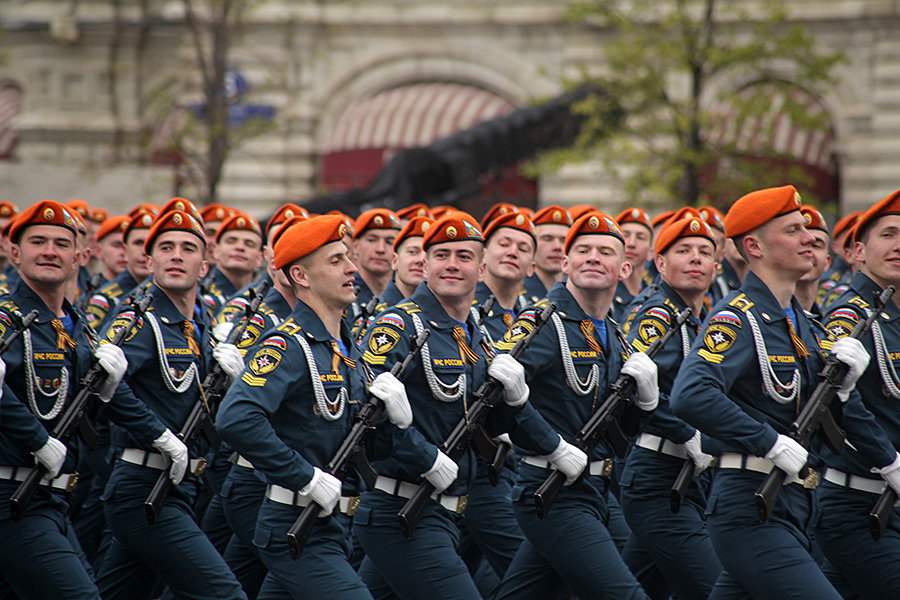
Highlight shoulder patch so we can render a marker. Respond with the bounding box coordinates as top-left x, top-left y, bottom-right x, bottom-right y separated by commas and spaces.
367, 325, 401, 356
375, 313, 405, 330
824, 308, 860, 344
106, 311, 142, 342
496, 313, 536, 351
644, 306, 671, 324
248, 346, 282, 376
261, 335, 288, 351
709, 310, 742, 329
637, 316, 668, 347
702, 321, 739, 355
728, 294, 754, 312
